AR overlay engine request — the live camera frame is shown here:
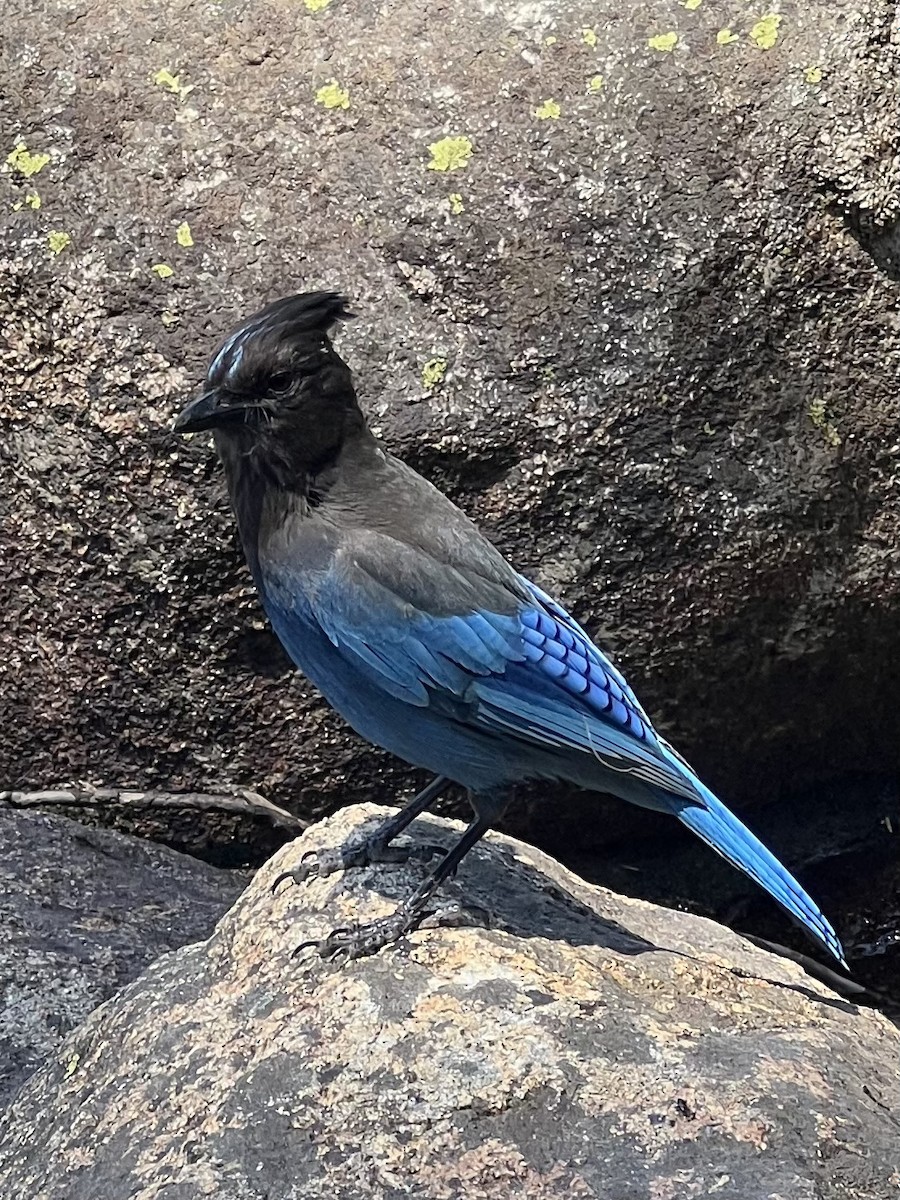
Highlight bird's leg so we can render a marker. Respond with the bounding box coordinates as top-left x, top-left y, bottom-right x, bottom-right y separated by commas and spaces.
272, 774, 452, 892
305, 812, 494, 962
